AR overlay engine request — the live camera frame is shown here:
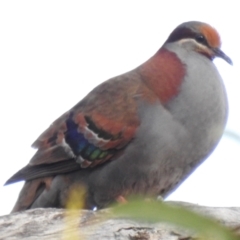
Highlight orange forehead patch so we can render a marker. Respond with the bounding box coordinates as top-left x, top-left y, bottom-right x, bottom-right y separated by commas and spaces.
199, 24, 221, 48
